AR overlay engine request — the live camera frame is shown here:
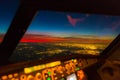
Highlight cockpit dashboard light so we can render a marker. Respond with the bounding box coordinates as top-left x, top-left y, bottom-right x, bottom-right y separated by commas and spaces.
24, 61, 61, 74
0, 58, 95, 80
